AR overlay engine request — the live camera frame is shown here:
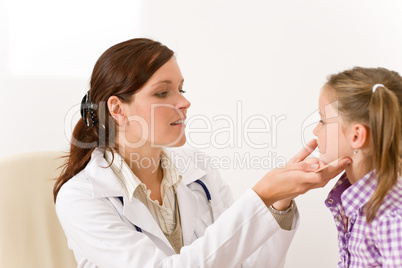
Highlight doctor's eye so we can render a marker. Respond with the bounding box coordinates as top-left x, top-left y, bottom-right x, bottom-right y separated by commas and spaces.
155, 91, 168, 97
